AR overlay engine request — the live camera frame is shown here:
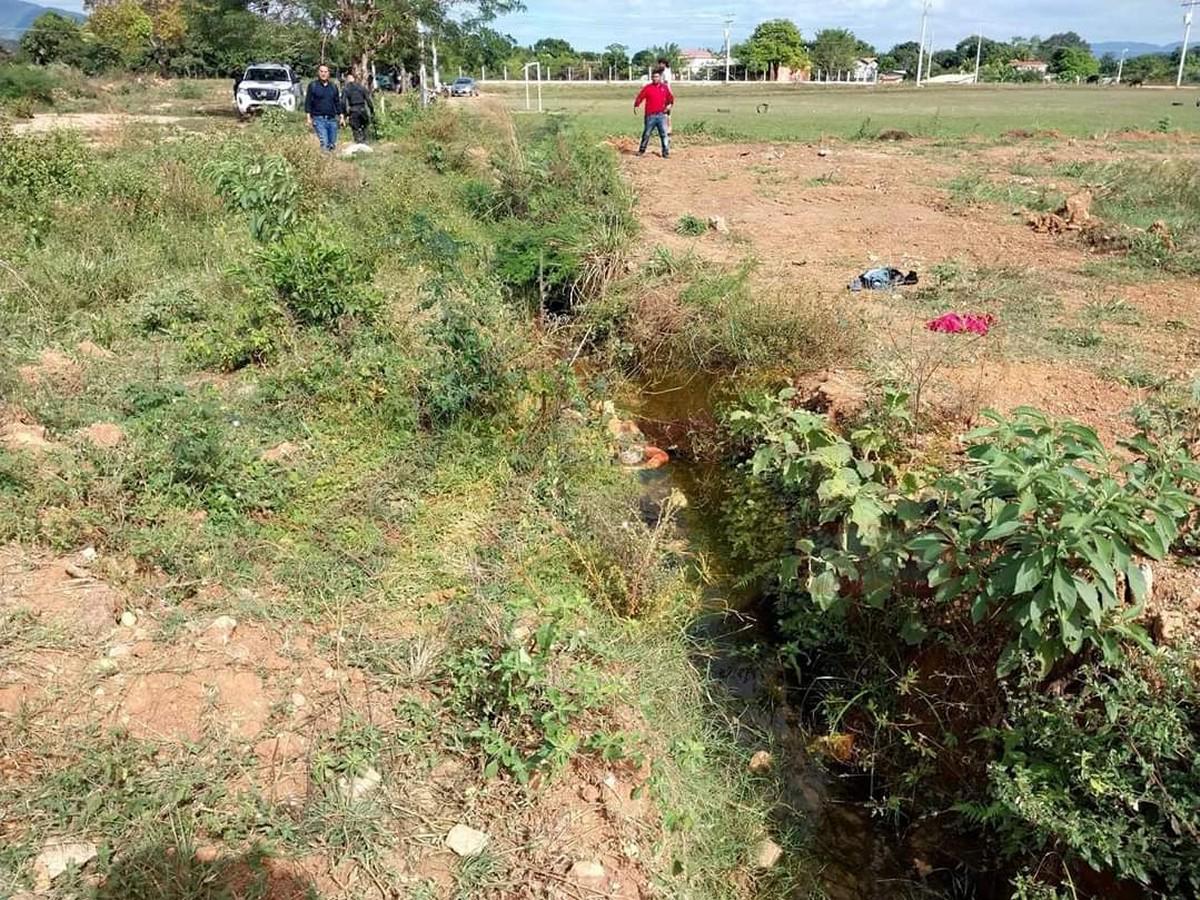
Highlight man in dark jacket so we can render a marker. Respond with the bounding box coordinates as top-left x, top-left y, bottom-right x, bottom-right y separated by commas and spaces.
341, 72, 375, 144
305, 65, 343, 152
